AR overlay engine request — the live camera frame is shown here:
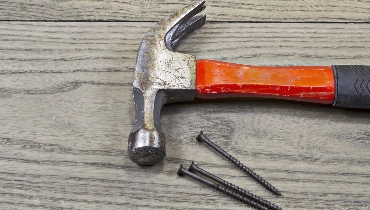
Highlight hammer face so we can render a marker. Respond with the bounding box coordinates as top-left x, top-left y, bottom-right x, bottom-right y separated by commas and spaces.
129, 1, 205, 165
128, 128, 166, 166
